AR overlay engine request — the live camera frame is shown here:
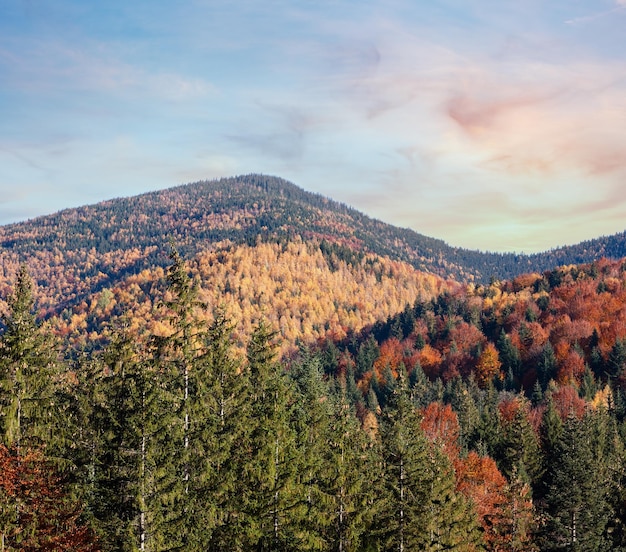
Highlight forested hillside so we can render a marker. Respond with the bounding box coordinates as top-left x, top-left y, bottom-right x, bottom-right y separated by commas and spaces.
3, 249, 626, 550
42, 239, 450, 355
2, 174, 626, 328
